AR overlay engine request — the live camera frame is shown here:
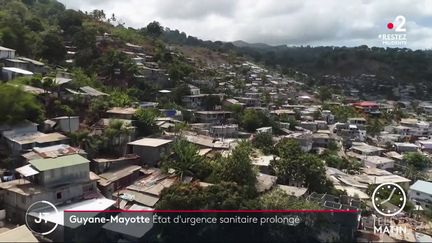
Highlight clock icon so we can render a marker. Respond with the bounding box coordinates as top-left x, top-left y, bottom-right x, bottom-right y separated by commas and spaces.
372, 183, 406, 217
